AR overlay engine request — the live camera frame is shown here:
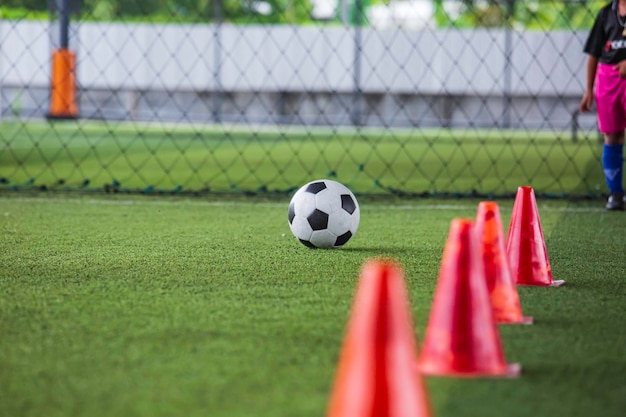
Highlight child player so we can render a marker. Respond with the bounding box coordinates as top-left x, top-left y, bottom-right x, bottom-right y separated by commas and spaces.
580, 0, 626, 210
